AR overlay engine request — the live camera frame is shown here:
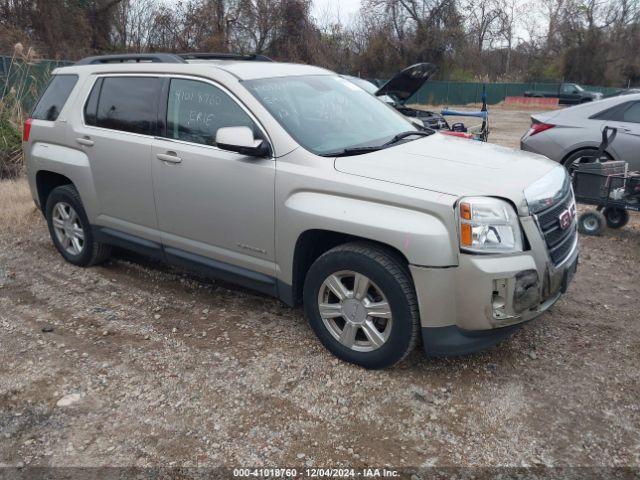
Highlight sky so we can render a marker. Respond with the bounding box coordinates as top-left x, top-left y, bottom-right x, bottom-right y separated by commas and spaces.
311, 0, 362, 26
